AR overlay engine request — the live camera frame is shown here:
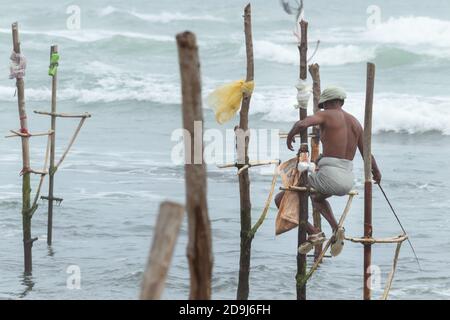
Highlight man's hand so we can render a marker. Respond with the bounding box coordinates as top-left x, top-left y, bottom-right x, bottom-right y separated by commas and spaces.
286, 114, 324, 151
286, 121, 302, 151
372, 169, 382, 184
